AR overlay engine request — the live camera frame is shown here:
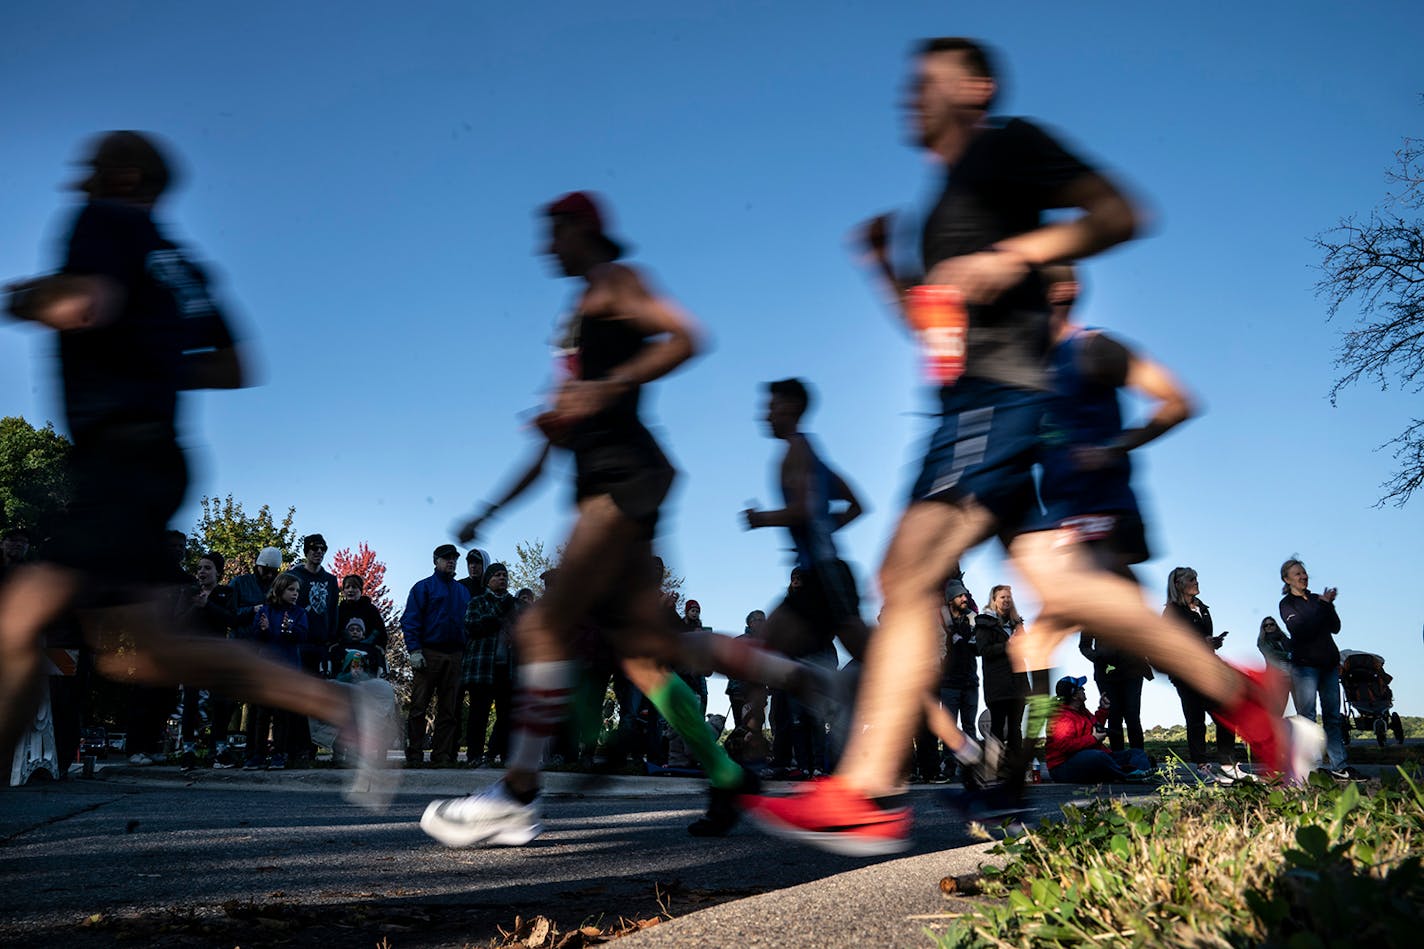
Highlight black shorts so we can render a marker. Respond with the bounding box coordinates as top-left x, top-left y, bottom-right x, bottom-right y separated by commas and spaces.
574, 427, 676, 538
911, 379, 1047, 530
47, 423, 189, 590
1042, 511, 1150, 566
777, 559, 862, 654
